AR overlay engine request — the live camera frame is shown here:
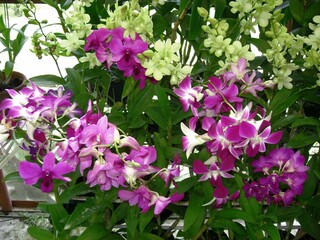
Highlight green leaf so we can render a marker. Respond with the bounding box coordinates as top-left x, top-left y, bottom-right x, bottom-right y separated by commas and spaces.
297, 208, 320, 240
184, 188, 206, 232
188, 0, 203, 40
74, 92, 95, 111
77, 224, 113, 240
210, 219, 246, 235
139, 210, 154, 233
248, 38, 271, 53
27, 226, 53, 240
239, 194, 260, 221
40, 0, 59, 10
60, 182, 93, 203
269, 89, 300, 116
30, 74, 66, 86
65, 68, 86, 95
4, 61, 13, 79
289, 0, 305, 24
49, 204, 69, 233
301, 155, 319, 200
60, 0, 73, 10
3, 171, 22, 182
64, 199, 101, 230
287, 132, 318, 148
176, 176, 198, 194
139, 233, 164, 240
304, 2, 320, 23
127, 85, 154, 128
291, 117, 320, 127
215, 209, 256, 224
153, 132, 167, 168
121, 77, 135, 100
214, 0, 226, 18
262, 223, 281, 240
179, 0, 190, 14
152, 13, 169, 36
274, 206, 303, 222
